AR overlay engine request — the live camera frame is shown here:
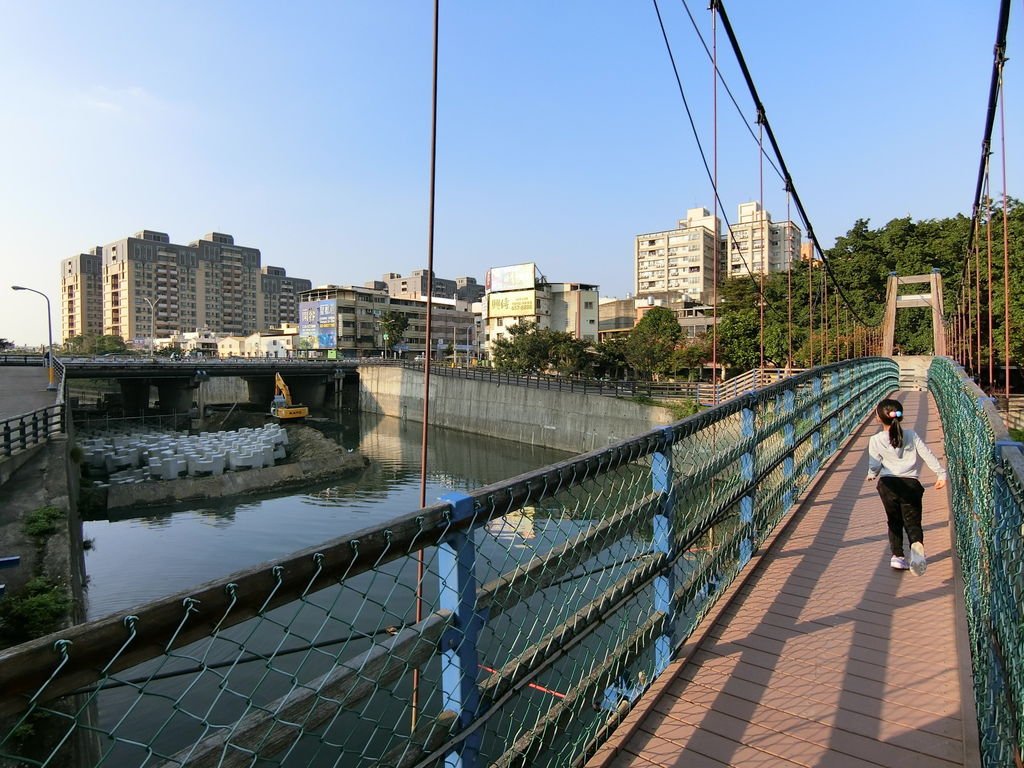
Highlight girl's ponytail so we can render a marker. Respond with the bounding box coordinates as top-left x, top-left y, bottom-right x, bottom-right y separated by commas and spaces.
876, 399, 904, 449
